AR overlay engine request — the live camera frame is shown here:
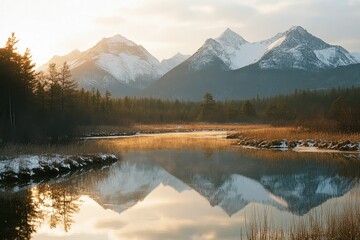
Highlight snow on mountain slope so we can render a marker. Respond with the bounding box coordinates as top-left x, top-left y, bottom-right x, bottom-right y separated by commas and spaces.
191, 174, 286, 216
259, 26, 359, 70
189, 28, 291, 71
161, 53, 190, 72
189, 26, 359, 72
352, 52, 360, 62
39, 35, 189, 96
215, 29, 289, 70
38, 49, 82, 71
96, 52, 161, 84
75, 35, 164, 85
